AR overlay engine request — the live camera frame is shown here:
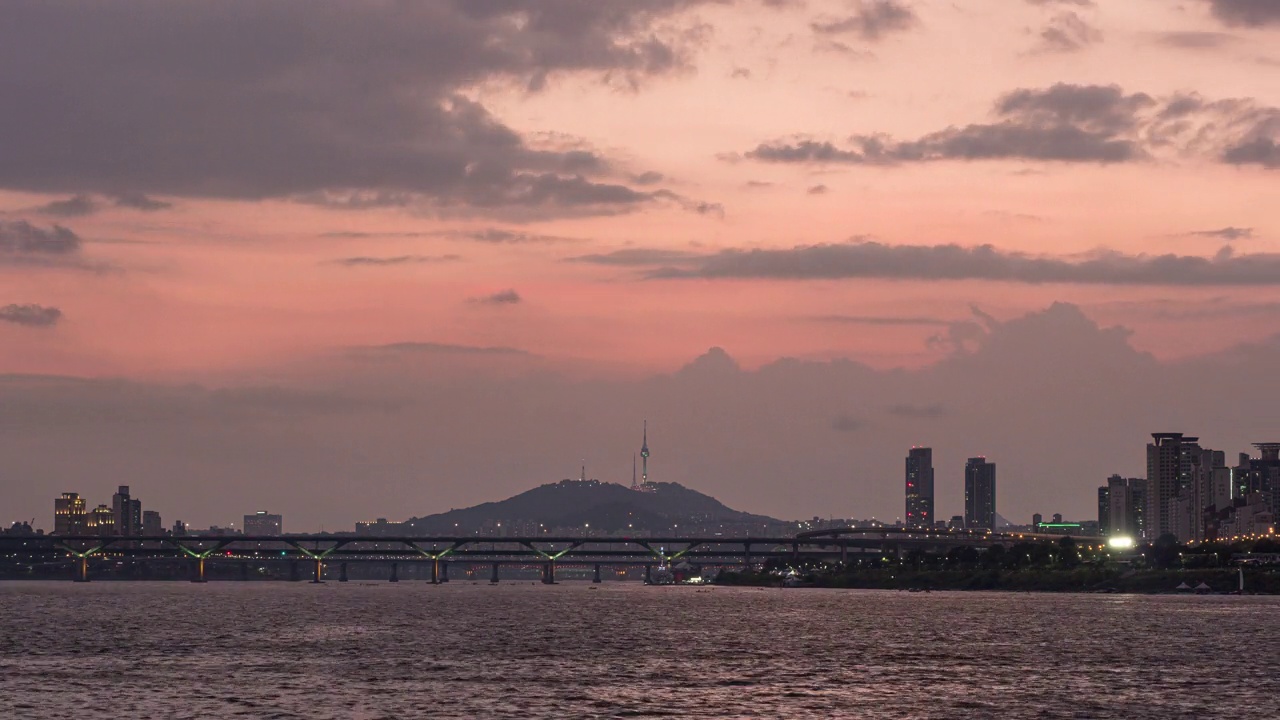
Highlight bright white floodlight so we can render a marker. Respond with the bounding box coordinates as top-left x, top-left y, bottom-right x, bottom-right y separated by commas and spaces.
1107, 536, 1135, 550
